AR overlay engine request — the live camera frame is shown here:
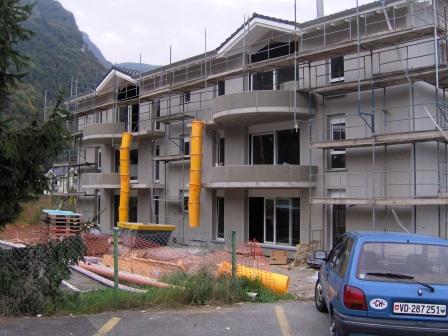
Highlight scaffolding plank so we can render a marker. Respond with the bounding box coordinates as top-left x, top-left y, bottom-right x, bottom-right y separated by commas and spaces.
156, 113, 195, 124
153, 154, 190, 162
311, 197, 448, 206
310, 65, 448, 96
312, 130, 446, 149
